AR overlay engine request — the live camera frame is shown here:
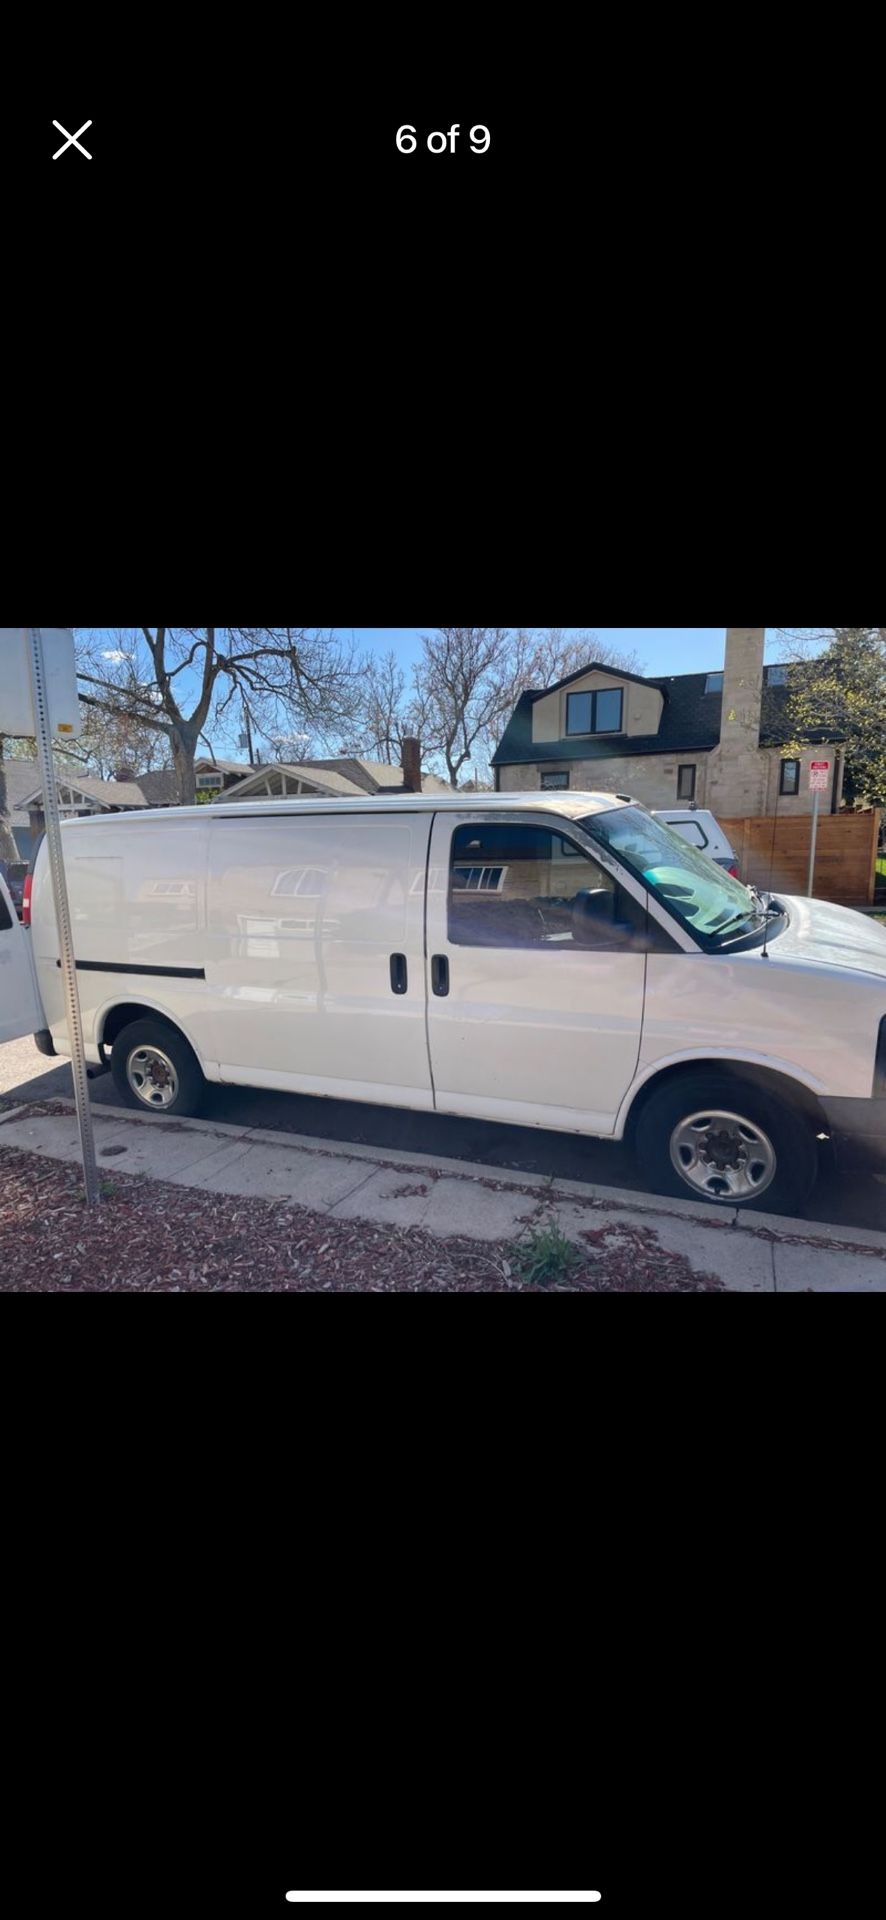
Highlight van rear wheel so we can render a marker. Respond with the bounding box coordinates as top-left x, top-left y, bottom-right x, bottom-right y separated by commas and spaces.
110, 1018, 205, 1118
633, 1072, 818, 1213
